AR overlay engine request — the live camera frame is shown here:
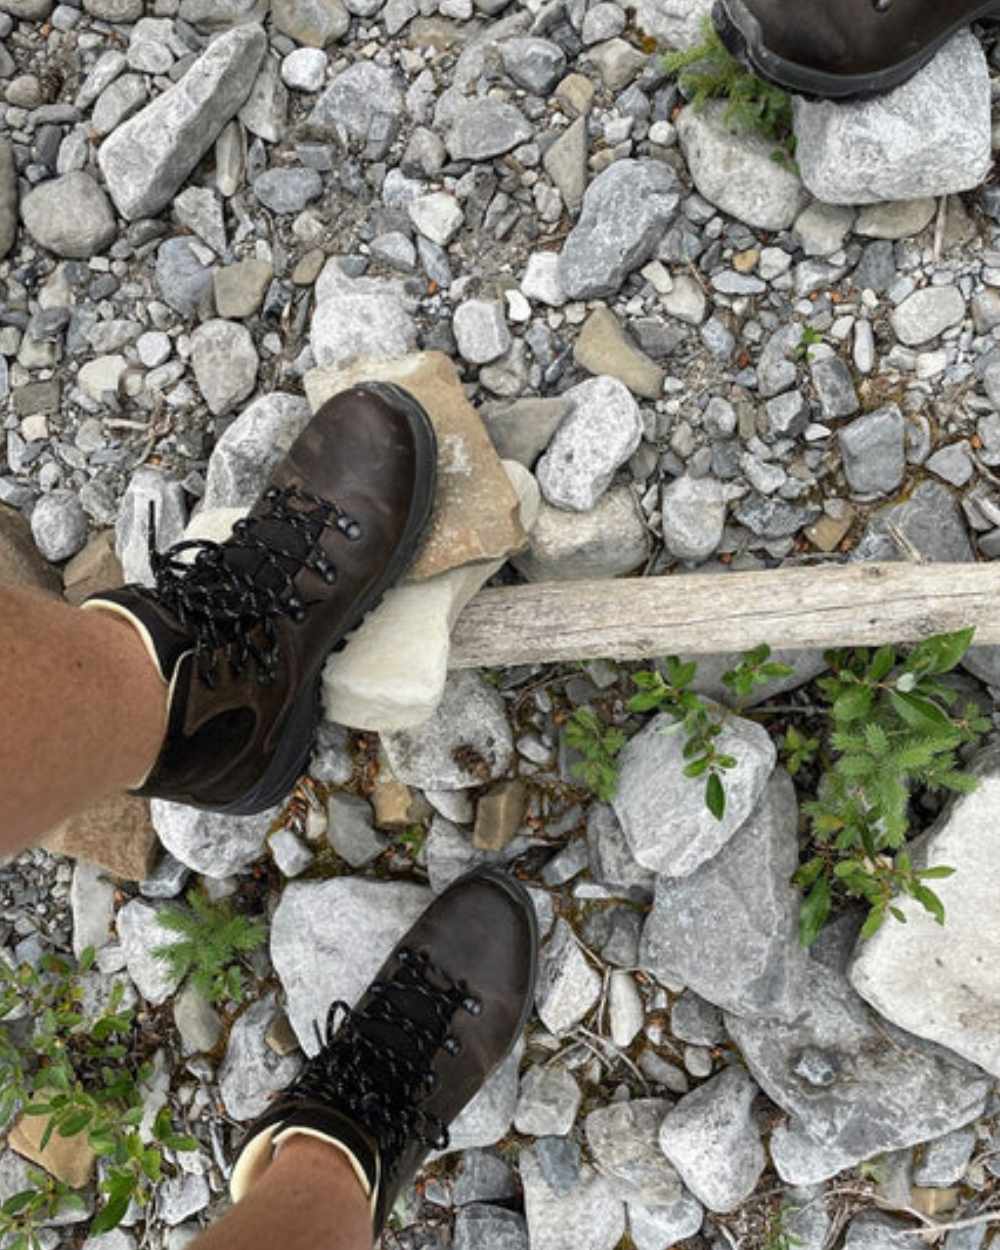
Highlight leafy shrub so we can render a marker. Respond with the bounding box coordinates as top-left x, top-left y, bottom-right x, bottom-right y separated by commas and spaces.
154, 888, 266, 1006
0, 948, 196, 1247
